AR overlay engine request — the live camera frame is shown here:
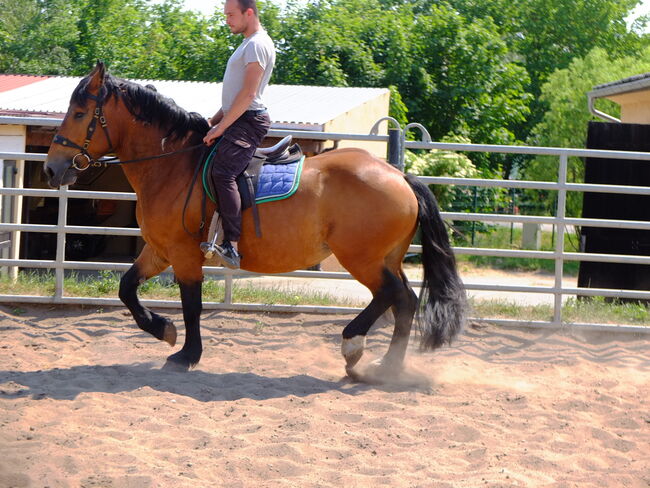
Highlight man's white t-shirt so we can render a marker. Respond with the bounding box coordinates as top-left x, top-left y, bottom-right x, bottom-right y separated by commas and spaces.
221, 29, 275, 113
